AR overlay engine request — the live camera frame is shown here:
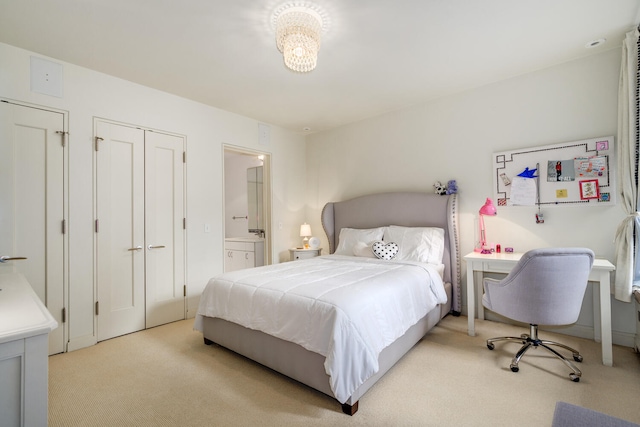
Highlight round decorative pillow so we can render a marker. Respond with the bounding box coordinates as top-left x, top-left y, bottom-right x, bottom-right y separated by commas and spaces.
372, 241, 399, 260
